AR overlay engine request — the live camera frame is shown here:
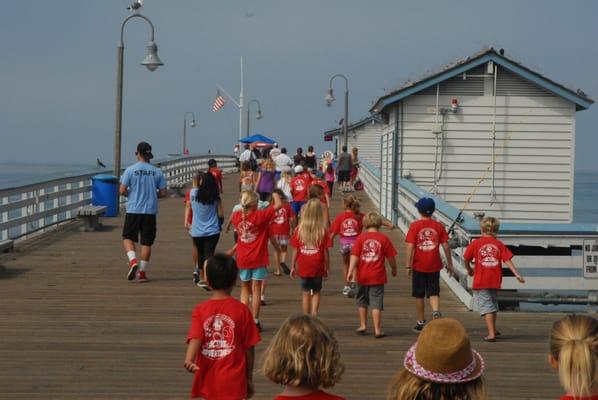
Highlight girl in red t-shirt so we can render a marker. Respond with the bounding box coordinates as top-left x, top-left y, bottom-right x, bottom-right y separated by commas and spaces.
330, 195, 363, 296
269, 188, 296, 276
290, 199, 332, 316
308, 184, 330, 226
263, 315, 345, 400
